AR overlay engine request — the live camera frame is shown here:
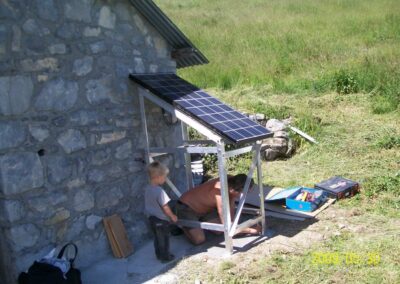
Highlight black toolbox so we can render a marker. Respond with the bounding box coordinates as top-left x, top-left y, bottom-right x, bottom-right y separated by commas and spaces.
315, 176, 360, 200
